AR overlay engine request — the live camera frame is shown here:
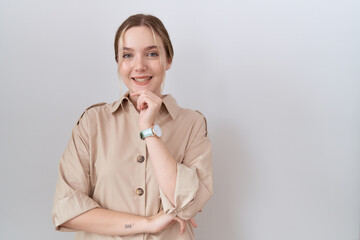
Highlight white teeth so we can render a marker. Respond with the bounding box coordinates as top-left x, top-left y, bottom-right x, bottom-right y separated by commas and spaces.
133, 77, 151, 82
